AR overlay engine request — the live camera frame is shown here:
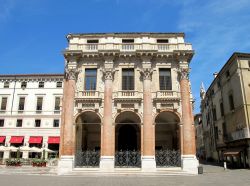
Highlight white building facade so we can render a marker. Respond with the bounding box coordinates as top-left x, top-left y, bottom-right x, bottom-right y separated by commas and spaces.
0, 74, 63, 160
59, 32, 198, 174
